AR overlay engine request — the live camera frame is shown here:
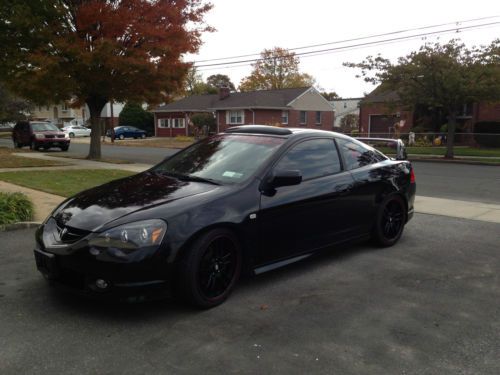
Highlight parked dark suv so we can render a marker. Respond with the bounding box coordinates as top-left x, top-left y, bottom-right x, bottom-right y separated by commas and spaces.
12, 121, 70, 151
